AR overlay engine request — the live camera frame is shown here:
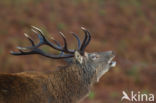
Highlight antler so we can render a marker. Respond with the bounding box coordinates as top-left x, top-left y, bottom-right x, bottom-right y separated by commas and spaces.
10, 26, 91, 59
80, 27, 91, 54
